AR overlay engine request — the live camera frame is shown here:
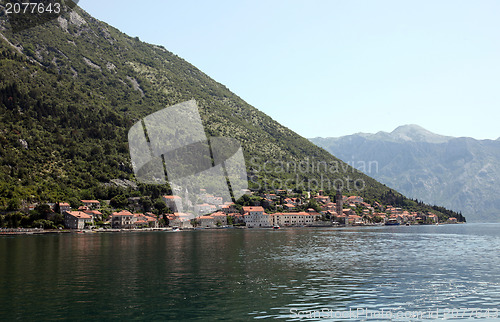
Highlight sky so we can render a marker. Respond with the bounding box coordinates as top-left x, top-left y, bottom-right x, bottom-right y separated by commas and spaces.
80, 0, 500, 140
